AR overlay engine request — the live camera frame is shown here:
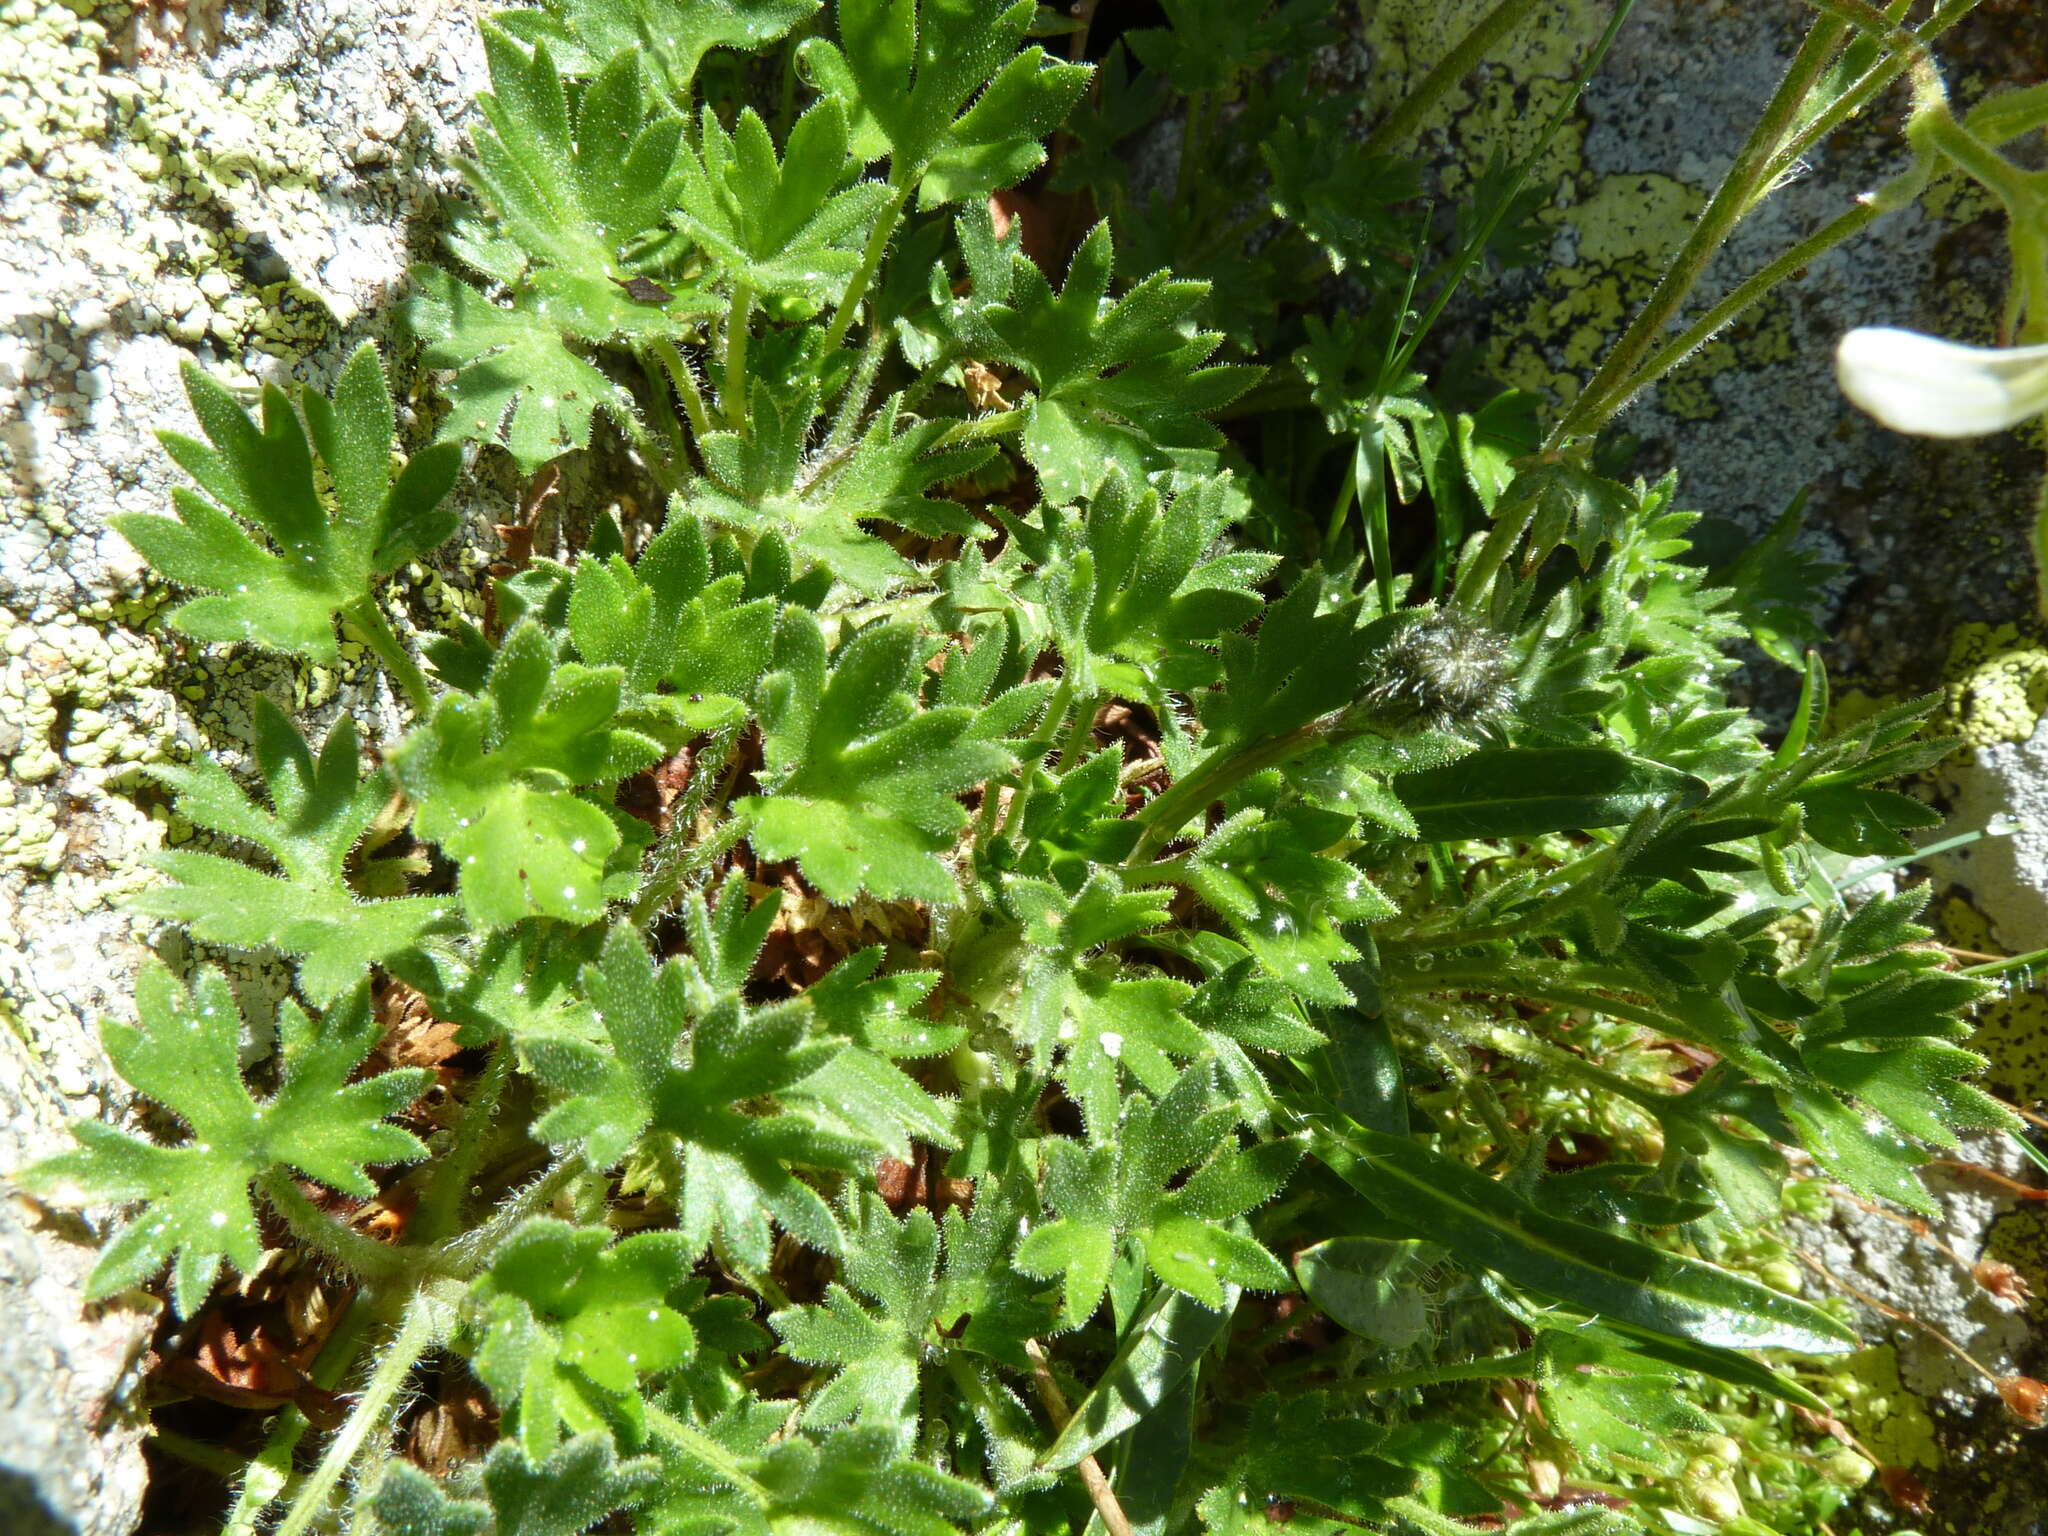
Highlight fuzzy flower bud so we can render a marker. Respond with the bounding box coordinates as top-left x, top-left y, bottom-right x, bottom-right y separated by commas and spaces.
1680, 1456, 1746, 1523
1356, 606, 1515, 737
1835, 327, 2048, 437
